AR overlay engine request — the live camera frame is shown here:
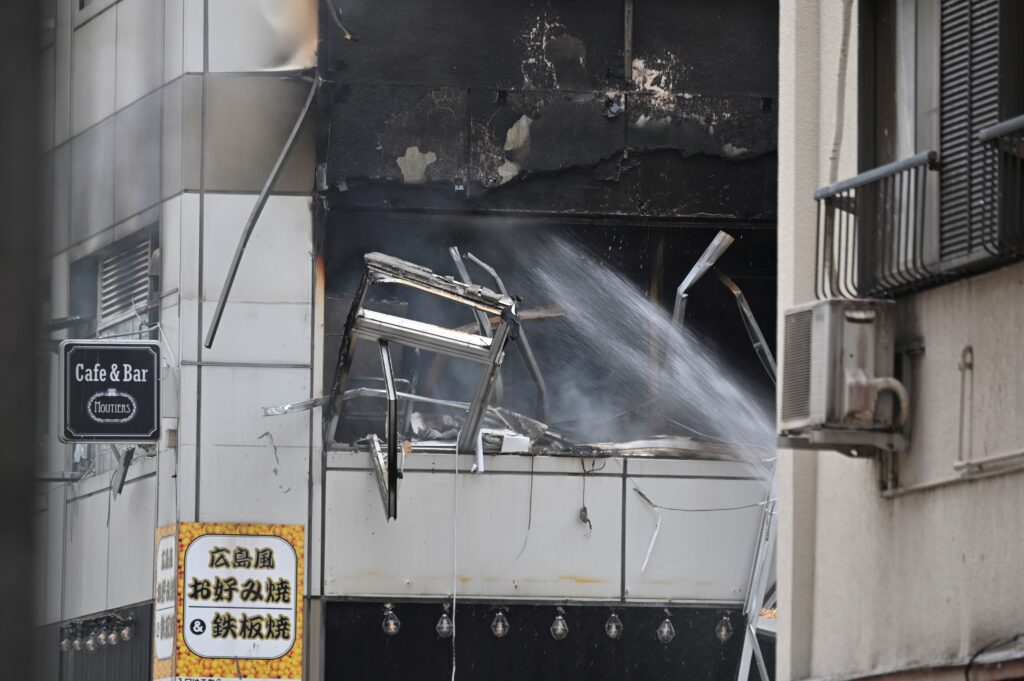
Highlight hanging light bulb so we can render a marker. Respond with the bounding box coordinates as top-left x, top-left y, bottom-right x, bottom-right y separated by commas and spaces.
59, 628, 72, 653
71, 627, 83, 652
435, 612, 453, 639
550, 609, 569, 641
381, 605, 401, 636
604, 613, 623, 640
107, 624, 120, 646
491, 610, 509, 638
119, 618, 134, 642
715, 615, 734, 643
84, 632, 98, 652
656, 616, 676, 644
96, 623, 108, 647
